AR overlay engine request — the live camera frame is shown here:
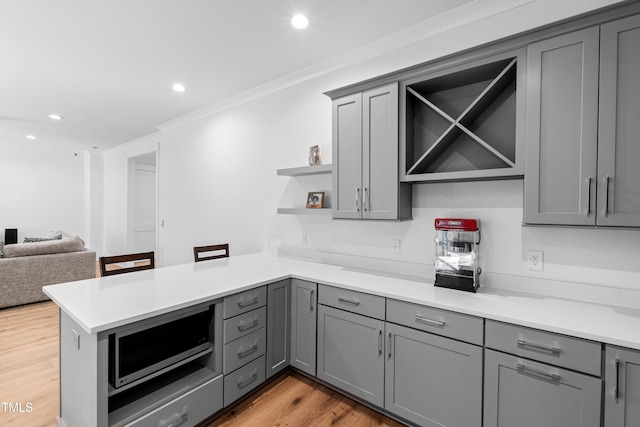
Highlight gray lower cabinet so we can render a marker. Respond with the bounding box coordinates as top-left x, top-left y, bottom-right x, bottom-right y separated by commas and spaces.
484, 349, 601, 427
605, 345, 640, 426
317, 304, 385, 407
290, 278, 317, 375
266, 279, 290, 379
384, 322, 483, 427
